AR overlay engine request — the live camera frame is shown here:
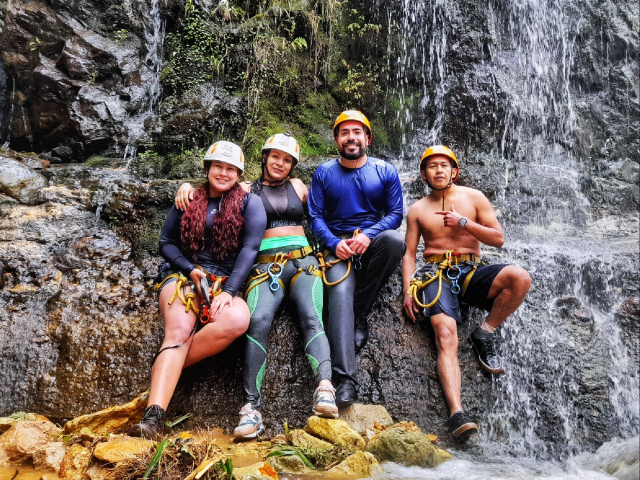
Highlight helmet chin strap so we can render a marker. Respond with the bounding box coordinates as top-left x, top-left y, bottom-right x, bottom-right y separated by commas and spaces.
426, 175, 453, 210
